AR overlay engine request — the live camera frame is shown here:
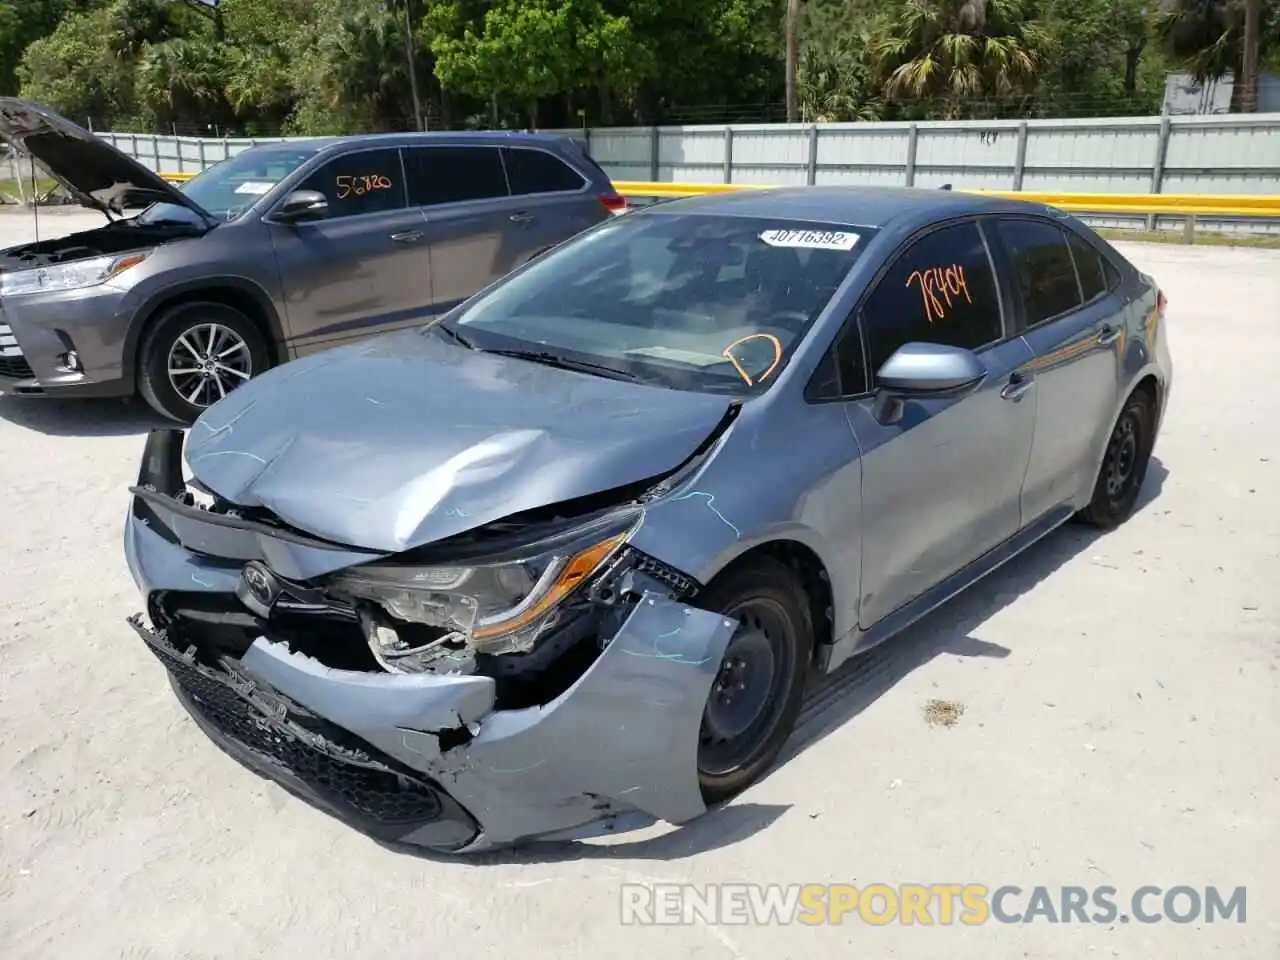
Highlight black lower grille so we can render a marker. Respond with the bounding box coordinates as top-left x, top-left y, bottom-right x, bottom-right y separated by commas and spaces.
0, 355, 33, 379
135, 619, 446, 826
